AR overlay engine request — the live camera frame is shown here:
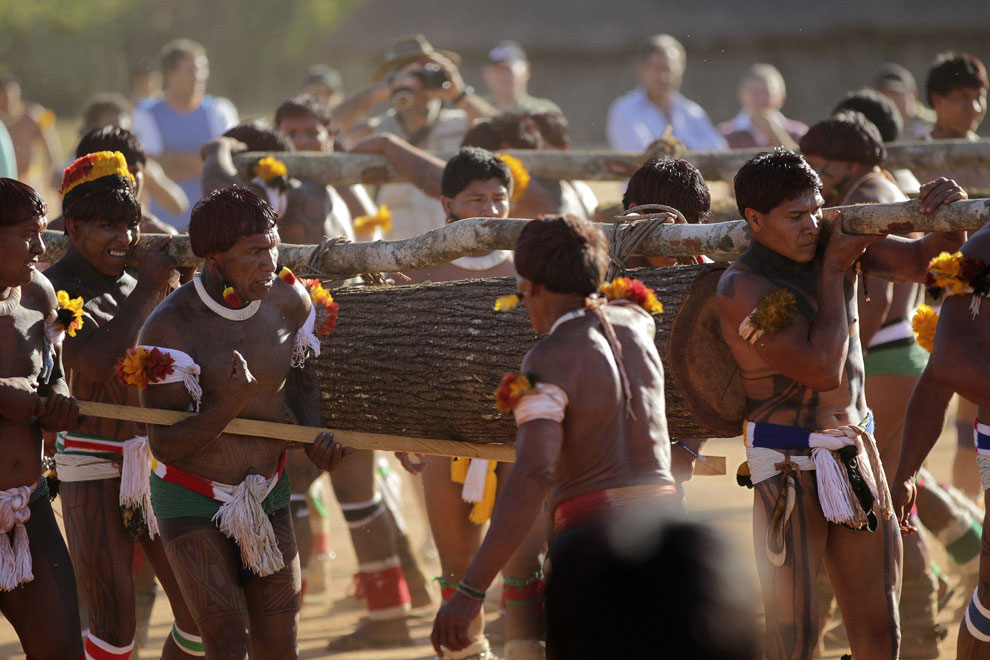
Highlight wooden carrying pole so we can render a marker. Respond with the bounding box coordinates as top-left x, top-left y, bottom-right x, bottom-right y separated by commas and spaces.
74, 400, 516, 461
40, 198, 990, 281
70, 401, 728, 475
234, 138, 990, 185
